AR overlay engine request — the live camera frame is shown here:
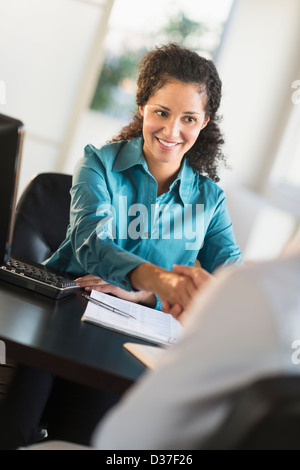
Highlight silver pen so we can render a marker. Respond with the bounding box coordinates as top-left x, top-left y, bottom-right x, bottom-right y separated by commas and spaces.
82, 294, 136, 319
